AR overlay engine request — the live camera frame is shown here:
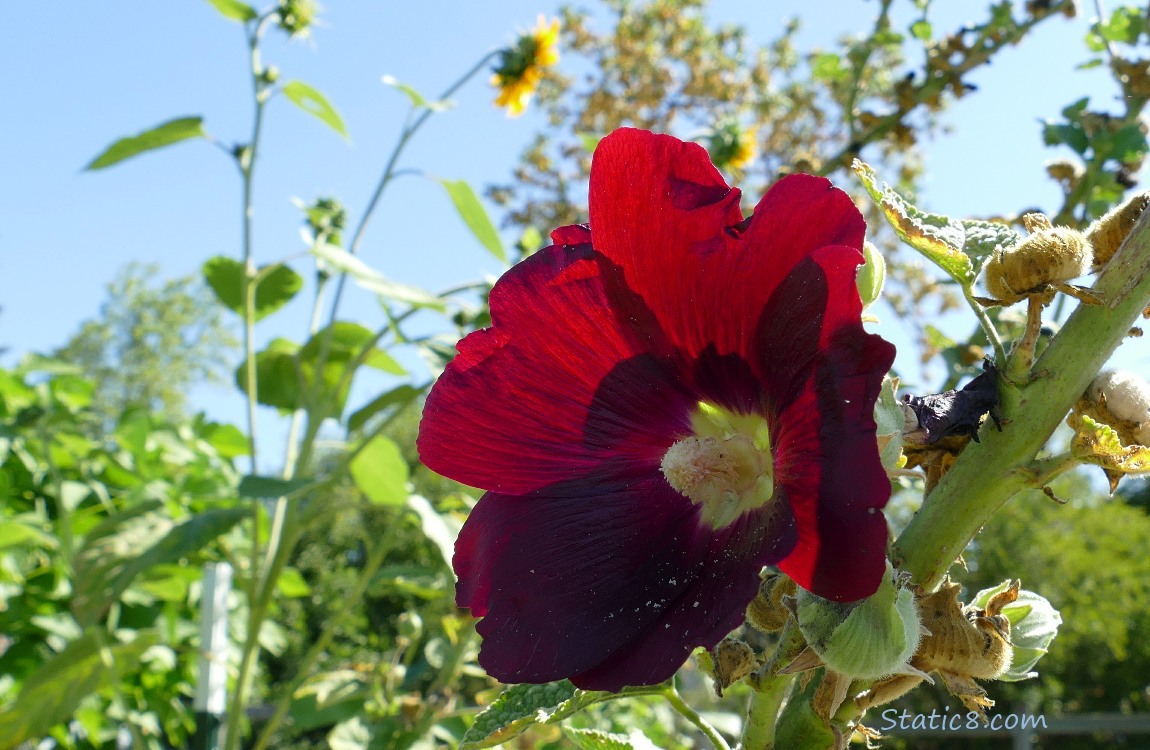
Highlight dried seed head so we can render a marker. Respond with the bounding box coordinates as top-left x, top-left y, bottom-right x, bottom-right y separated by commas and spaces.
1085, 191, 1150, 270
915, 580, 1015, 682
984, 219, 1092, 304
710, 636, 757, 696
